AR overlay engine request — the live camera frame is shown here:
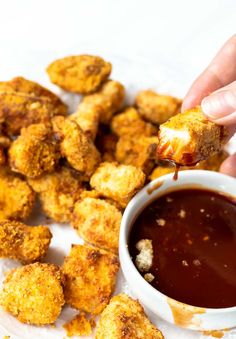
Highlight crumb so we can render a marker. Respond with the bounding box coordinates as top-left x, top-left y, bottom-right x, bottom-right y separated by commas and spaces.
193, 259, 201, 266
156, 218, 166, 226
166, 197, 173, 202
135, 239, 153, 272
63, 312, 92, 337
200, 208, 205, 213
178, 209, 186, 218
182, 260, 189, 267
203, 235, 210, 241
144, 273, 155, 283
